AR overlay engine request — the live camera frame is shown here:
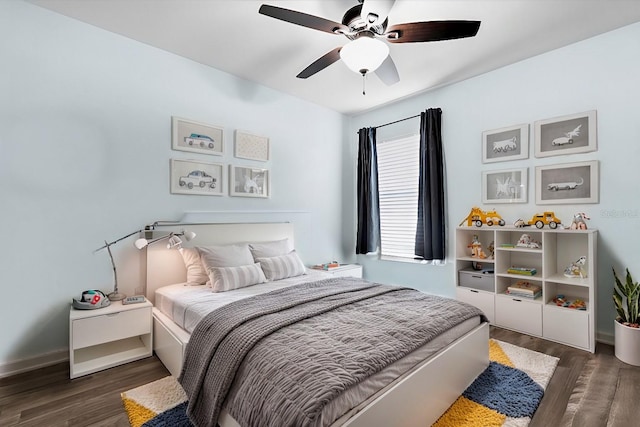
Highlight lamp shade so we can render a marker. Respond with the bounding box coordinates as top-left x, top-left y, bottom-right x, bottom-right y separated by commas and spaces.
340, 36, 389, 74
134, 238, 149, 249
183, 230, 196, 241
